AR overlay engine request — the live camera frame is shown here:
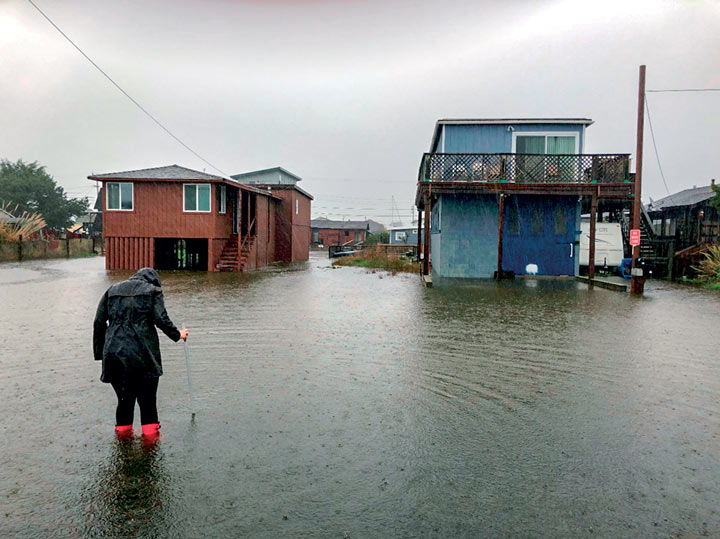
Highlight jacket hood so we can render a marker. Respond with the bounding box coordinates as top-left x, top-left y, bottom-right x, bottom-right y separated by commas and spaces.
130, 267, 162, 287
